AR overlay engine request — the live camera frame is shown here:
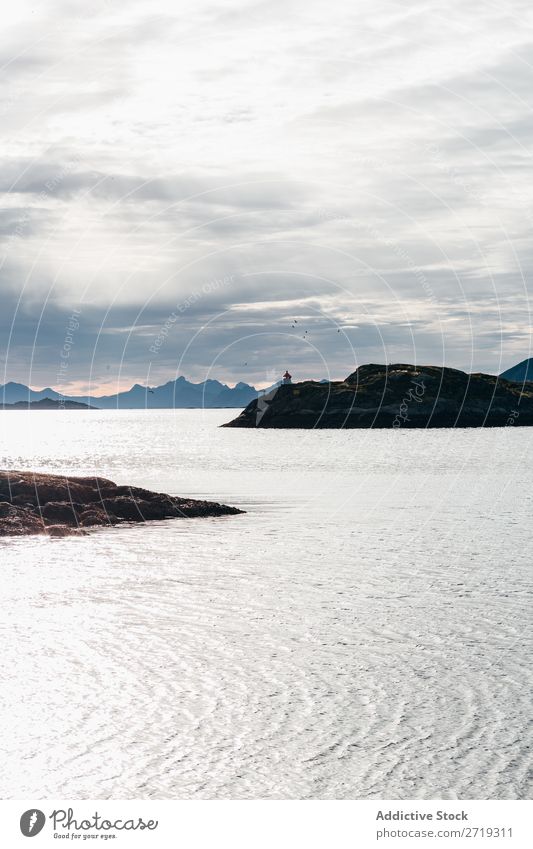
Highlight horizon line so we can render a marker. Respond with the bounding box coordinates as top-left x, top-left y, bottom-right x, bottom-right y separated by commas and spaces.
0, 358, 526, 398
